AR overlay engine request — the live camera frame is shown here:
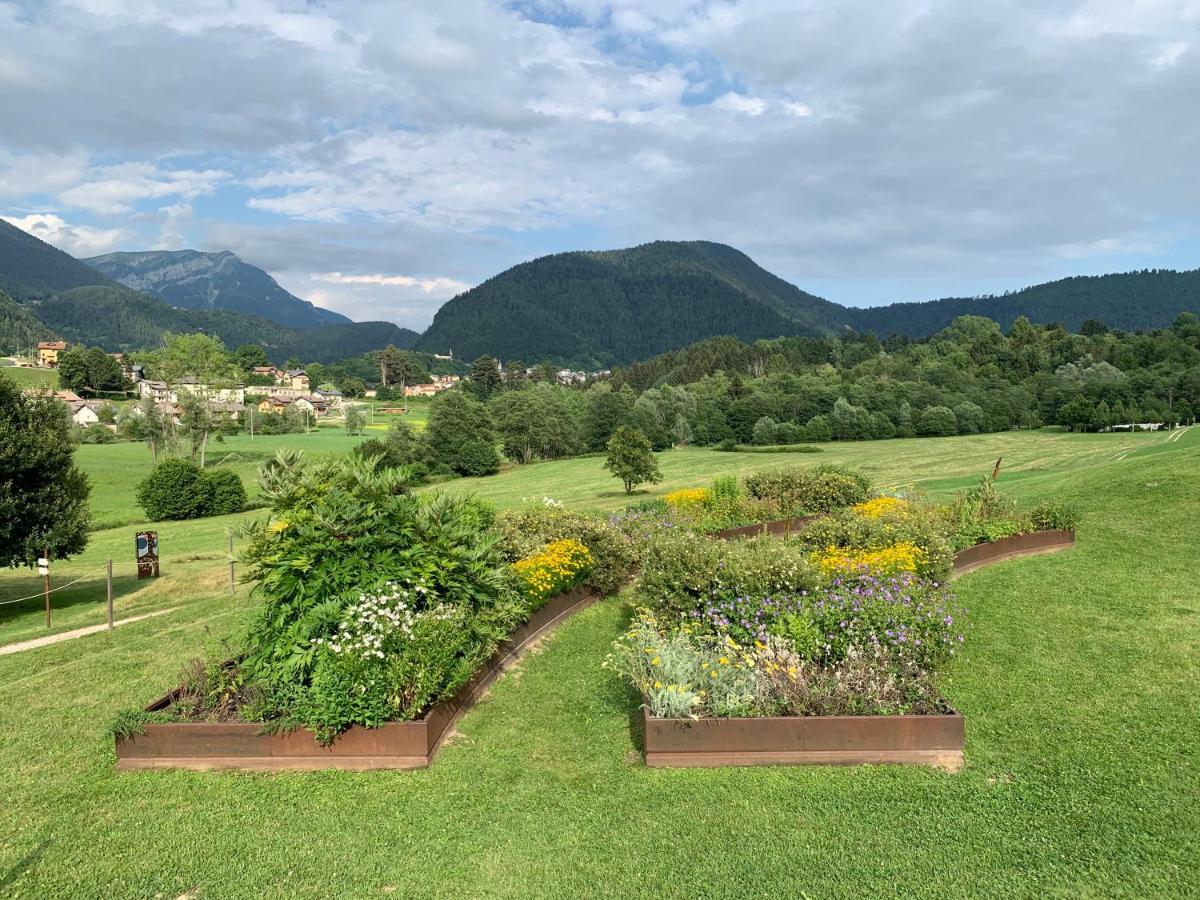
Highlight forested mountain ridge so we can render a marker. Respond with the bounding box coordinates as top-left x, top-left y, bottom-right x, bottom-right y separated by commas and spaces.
848, 269, 1200, 337
85, 249, 351, 329
0, 221, 418, 363
0, 218, 115, 300
417, 240, 847, 365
